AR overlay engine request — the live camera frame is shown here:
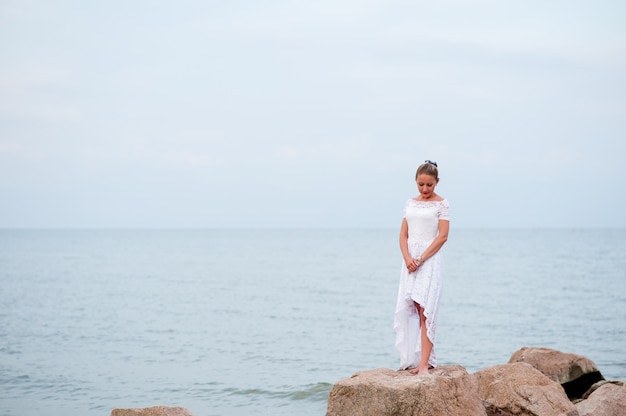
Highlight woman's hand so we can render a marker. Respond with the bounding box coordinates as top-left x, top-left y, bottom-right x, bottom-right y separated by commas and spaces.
405, 257, 420, 273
